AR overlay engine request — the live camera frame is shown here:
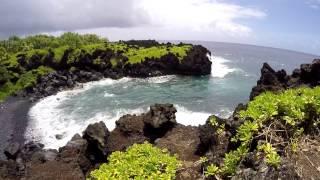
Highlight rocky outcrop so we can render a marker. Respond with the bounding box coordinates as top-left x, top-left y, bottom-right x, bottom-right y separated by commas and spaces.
19, 44, 211, 101
82, 122, 109, 163
107, 103, 177, 152
250, 59, 320, 99
155, 125, 201, 161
